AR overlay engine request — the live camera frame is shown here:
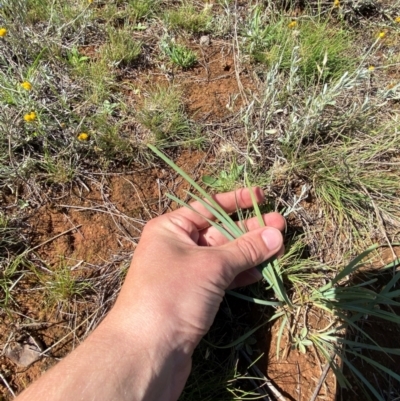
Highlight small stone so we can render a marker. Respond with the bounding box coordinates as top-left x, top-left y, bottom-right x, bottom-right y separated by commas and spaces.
199, 35, 211, 47
5, 336, 44, 367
